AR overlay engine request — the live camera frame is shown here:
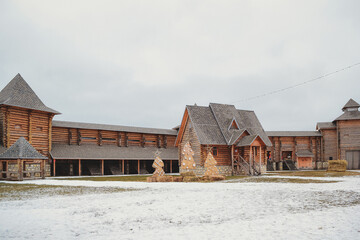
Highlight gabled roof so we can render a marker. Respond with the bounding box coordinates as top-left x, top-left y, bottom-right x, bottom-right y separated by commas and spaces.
0, 137, 47, 159
342, 98, 360, 111
316, 122, 336, 130
236, 135, 258, 147
52, 120, 177, 136
0, 74, 60, 114
181, 103, 272, 146
51, 144, 178, 160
